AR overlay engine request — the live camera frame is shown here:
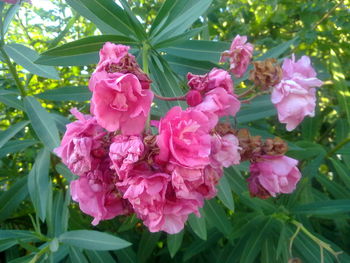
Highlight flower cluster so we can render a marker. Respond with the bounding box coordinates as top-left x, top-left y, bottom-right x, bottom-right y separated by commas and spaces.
55, 35, 321, 234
